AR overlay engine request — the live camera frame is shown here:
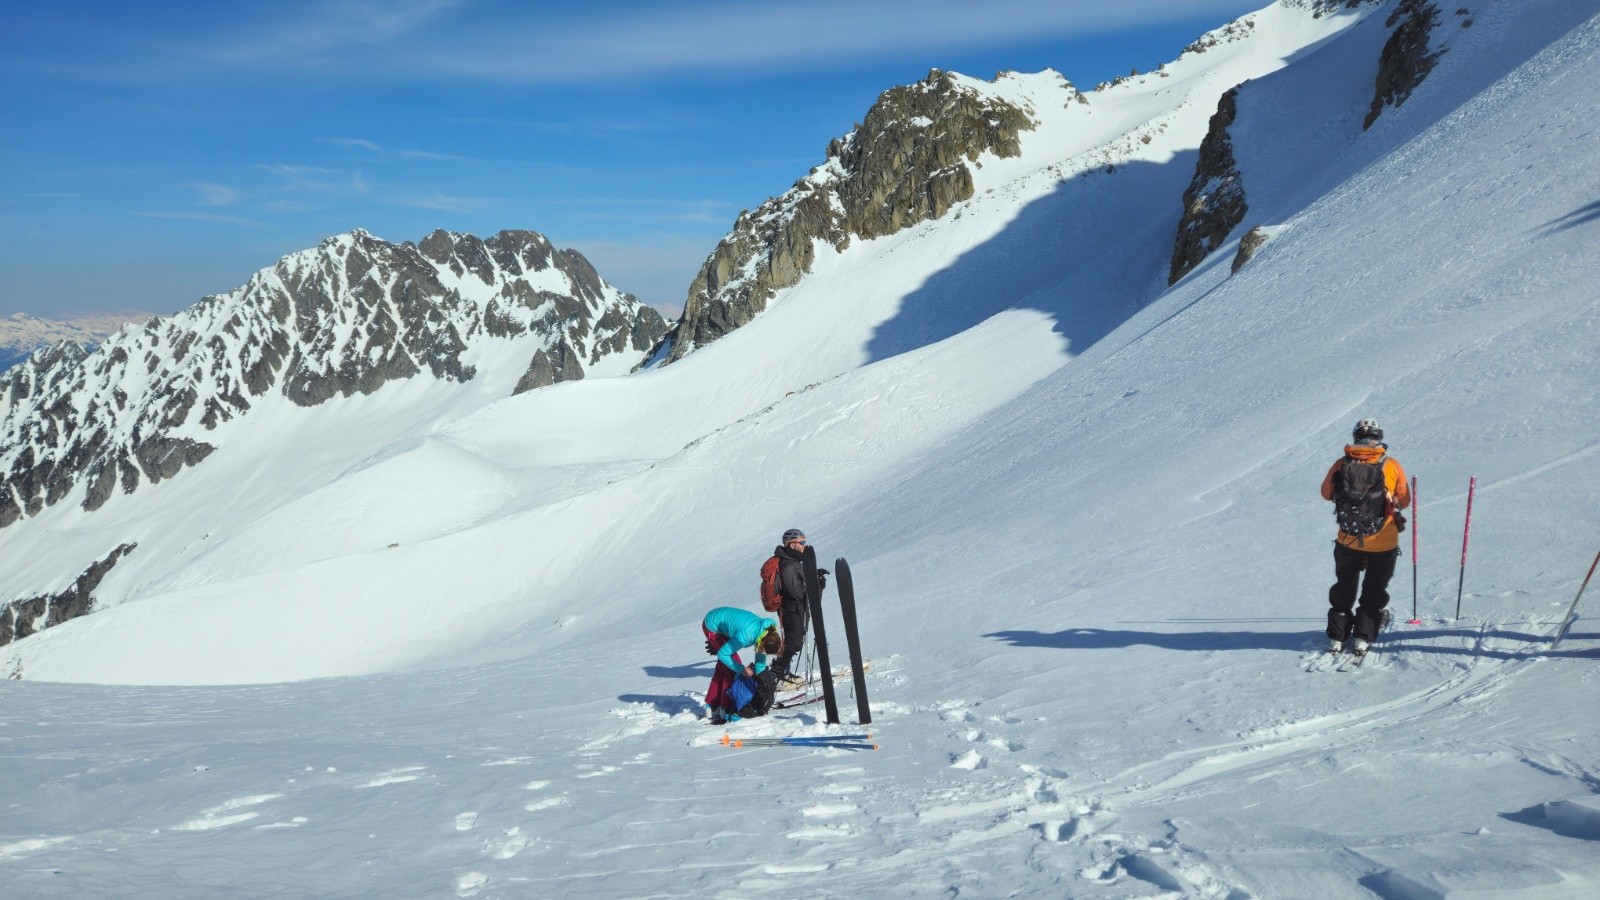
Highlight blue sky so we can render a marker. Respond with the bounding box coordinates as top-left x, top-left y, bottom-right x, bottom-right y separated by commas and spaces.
1, 0, 1262, 318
